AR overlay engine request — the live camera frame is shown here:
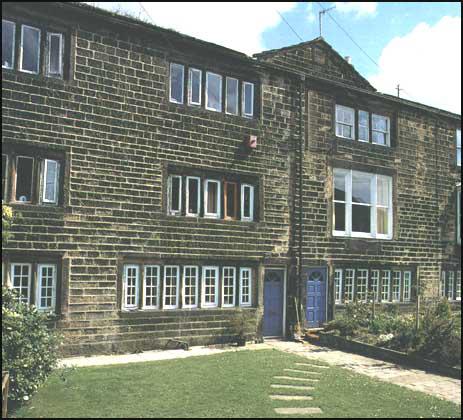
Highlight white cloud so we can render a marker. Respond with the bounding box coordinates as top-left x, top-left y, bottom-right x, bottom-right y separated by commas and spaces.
307, 3, 316, 24
333, 2, 378, 19
91, 2, 297, 55
369, 16, 461, 114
